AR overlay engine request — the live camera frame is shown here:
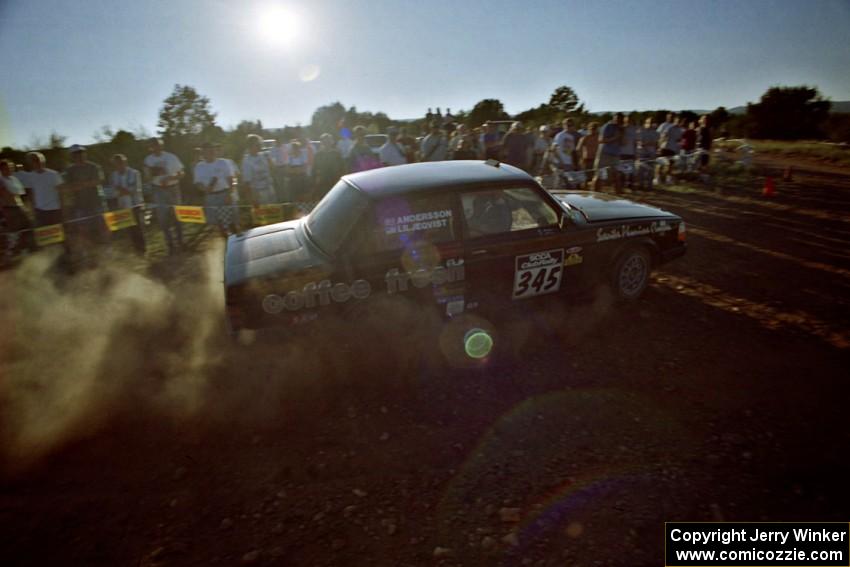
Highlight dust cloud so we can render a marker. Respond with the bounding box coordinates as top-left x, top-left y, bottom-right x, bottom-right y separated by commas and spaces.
0, 240, 619, 472
0, 244, 227, 470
